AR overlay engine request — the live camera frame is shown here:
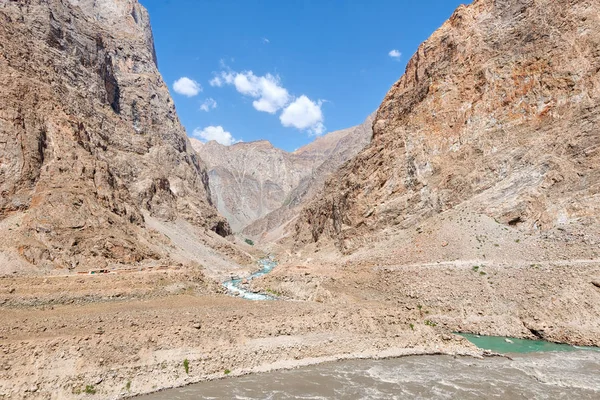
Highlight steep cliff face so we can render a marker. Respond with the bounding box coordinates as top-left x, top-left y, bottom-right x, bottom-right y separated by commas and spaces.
192, 114, 374, 235
242, 114, 375, 241
192, 139, 312, 232
0, 0, 229, 272
295, 0, 600, 252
